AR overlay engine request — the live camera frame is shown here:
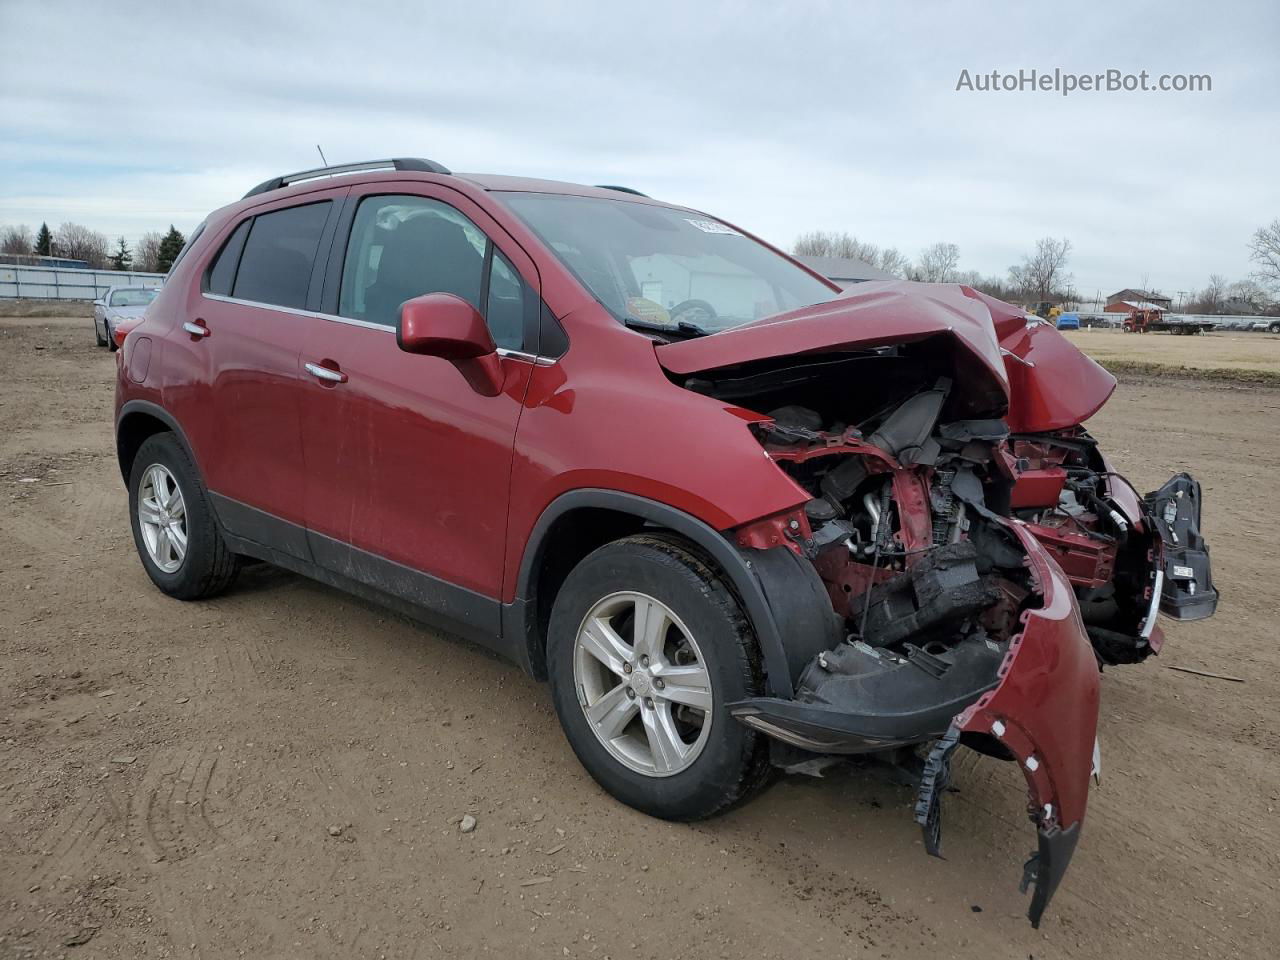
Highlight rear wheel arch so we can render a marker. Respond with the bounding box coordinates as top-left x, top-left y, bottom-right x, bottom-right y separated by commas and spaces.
116, 402, 199, 486
509, 489, 806, 696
